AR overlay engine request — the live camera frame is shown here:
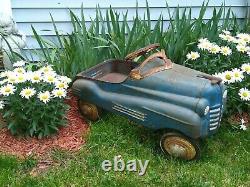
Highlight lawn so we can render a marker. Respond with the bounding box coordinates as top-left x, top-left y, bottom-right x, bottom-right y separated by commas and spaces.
0, 113, 249, 187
